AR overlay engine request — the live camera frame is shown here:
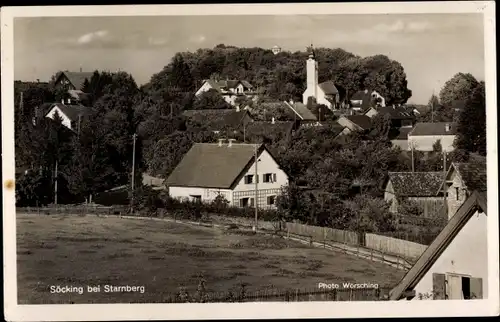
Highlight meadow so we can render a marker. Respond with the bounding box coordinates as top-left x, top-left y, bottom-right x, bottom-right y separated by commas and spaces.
17, 213, 404, 303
